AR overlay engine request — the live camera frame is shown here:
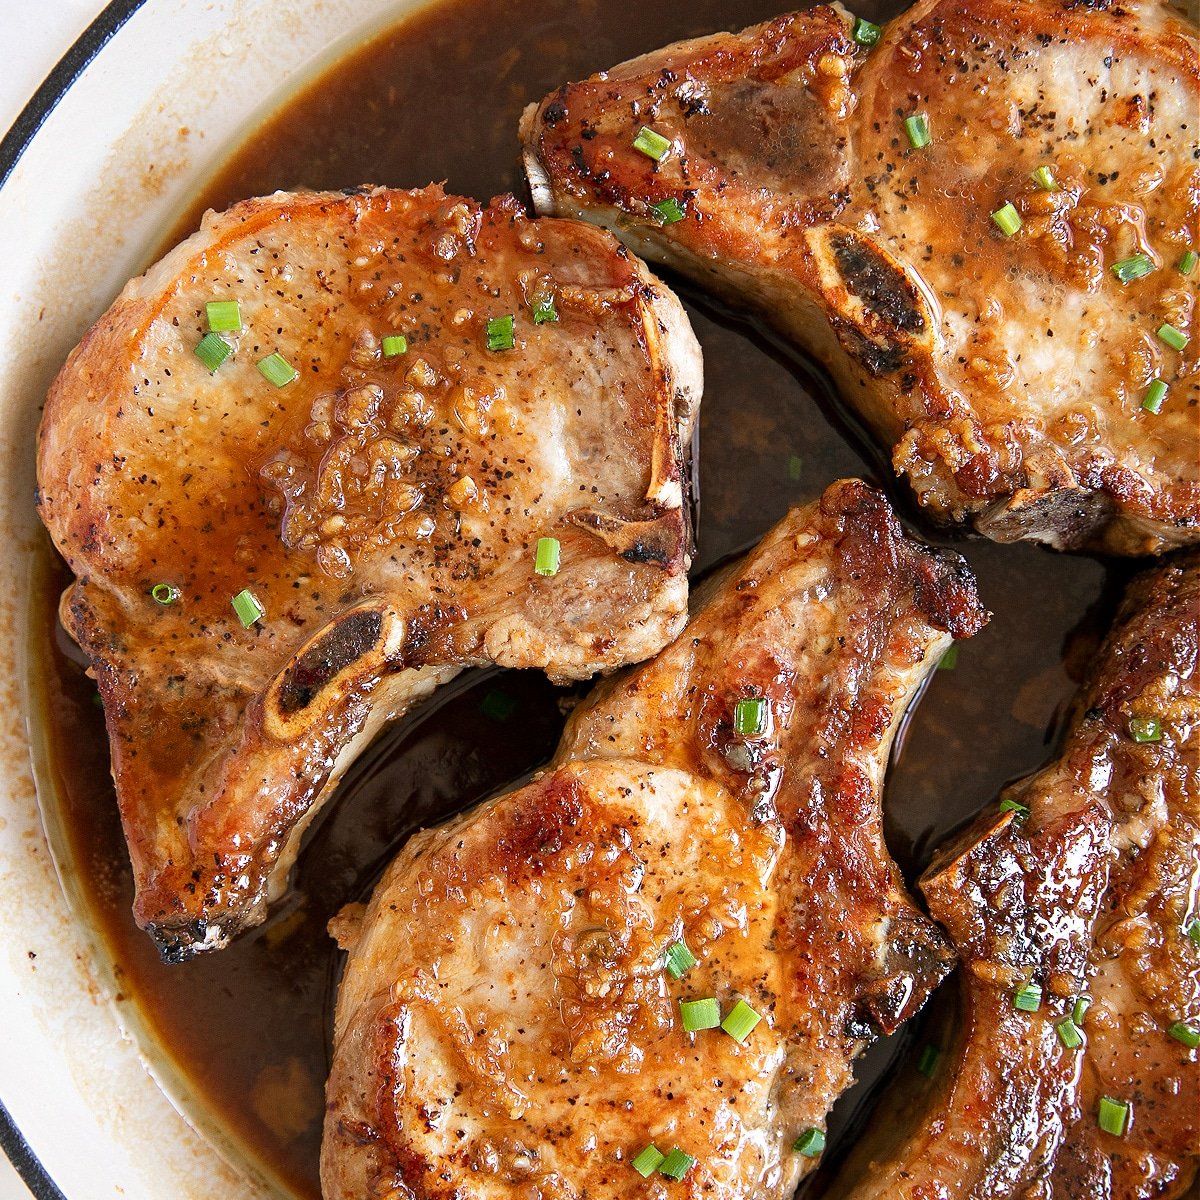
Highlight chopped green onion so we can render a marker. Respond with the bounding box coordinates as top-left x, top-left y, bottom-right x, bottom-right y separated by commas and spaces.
632, 1144, 666, 1177
480, 690, 515, 721
485, 314, 515, 351
1072, 995, 1092, 1025
793, 1127, 826, 1157
651, 197, 686, 225
917, 1044, 940, 1077
231, 589, 265, 627
534, 536, 561, 577
664, 940, 698, 979
382, 334, 408, 357
205, 300, 241, 332
1031, 165, 1058, 191
852, 16, 882, 45
633, 126, 672, 162
788, 454, 804, 482
991, 202, 1022, 237
151, 583, 179, 606
1000, 796, 1030, 819
903, 113, 931, 149
1098, 1096, 1130, 1137
532, 297, 558, 324
1179, 249, 1197, 275
1056, 1017, 1084, 1049
1013, 982, 1042, 1012
1142, 380, 1168, 415
257, 352, 297, 387
1157, 323, 1188, 351
659, 1148, 697, 1180
721, 999, 763, 1043
680, 997, 721, 1032
1111, 253, 1154, 284
1129, 715, 1162, 742
939, 645, 959, 670
734, 697, 768, 737
194, 332, 232, 373
1187, 919, 1200, 948
1168, 1021, 1199, 1048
